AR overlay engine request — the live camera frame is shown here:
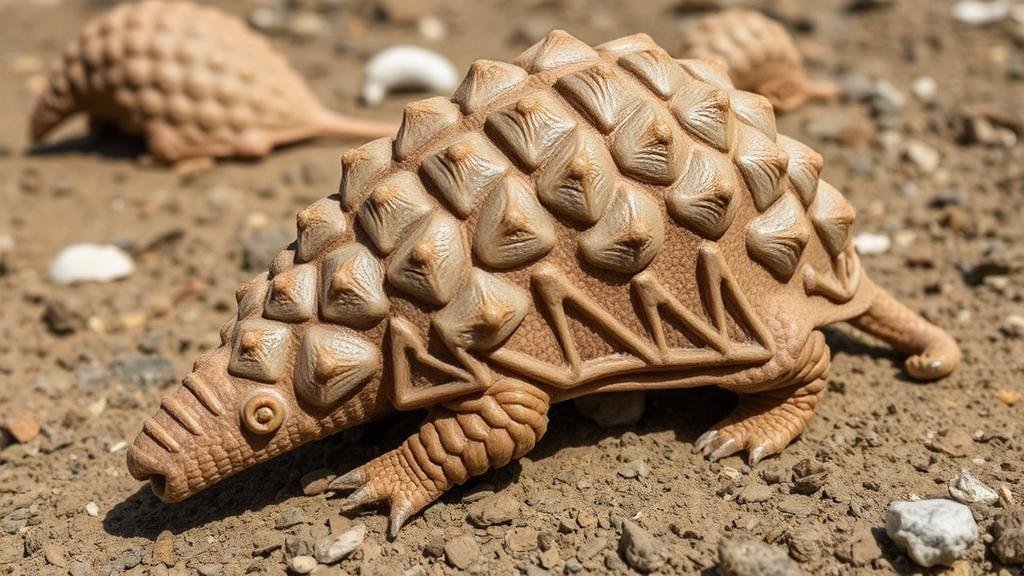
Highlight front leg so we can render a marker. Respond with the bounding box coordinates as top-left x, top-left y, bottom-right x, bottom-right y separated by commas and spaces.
329, 378, 550, 536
